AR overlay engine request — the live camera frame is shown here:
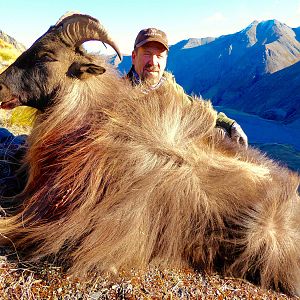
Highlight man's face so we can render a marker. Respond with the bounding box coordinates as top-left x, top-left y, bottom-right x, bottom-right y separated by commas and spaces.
132, 42, 168, 87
